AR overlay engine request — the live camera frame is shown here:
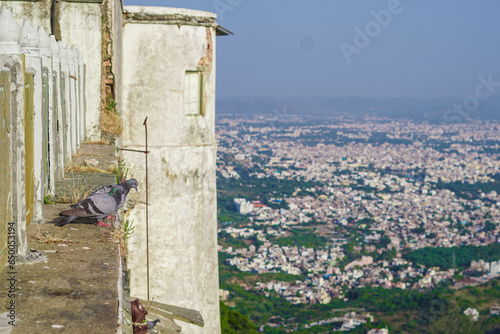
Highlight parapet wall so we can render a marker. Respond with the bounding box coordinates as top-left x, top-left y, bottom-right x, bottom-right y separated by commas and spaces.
0, 0, 104, 141
0, 5, 86, 262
